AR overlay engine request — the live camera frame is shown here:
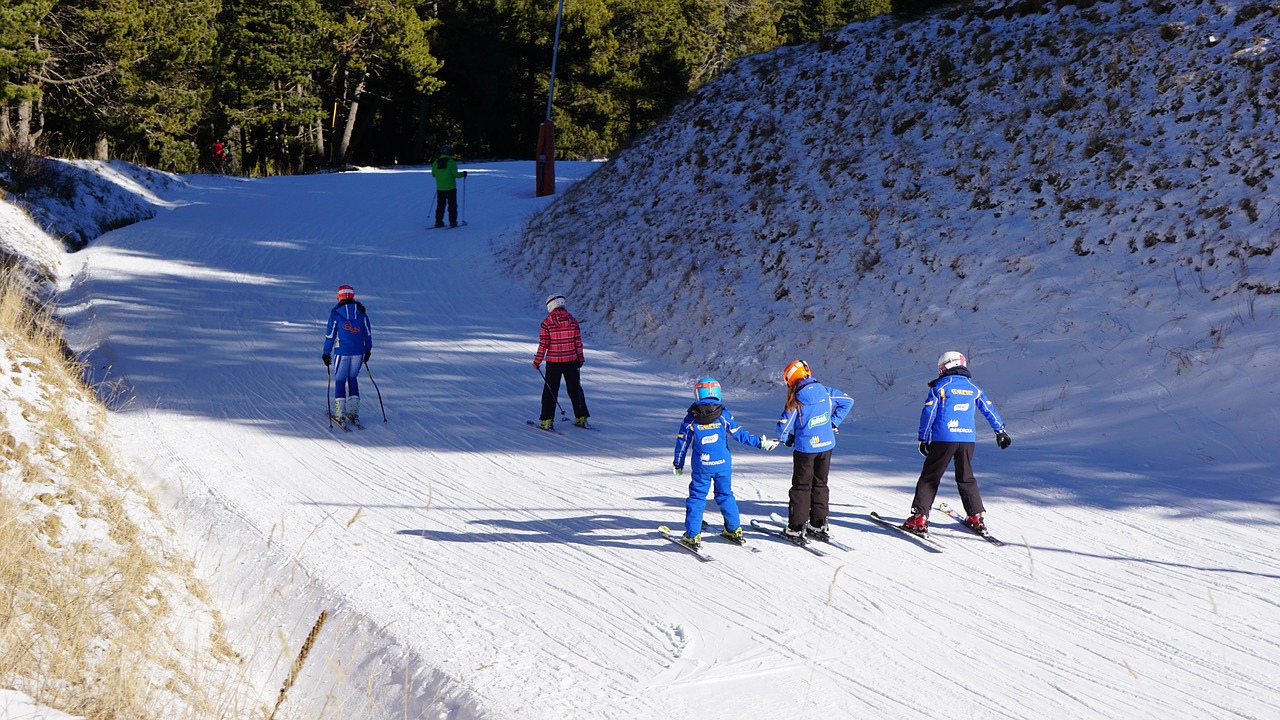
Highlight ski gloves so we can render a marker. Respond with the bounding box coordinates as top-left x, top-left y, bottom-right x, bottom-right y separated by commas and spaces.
673, 466, 682, 477
760, 438, 780, 451
322, 353, 331, 367
919, 441, 930, 457
996, 431, 1012, 449
364, 350, 371, 363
